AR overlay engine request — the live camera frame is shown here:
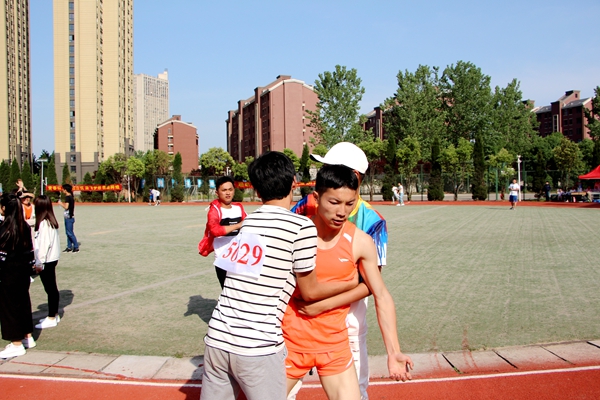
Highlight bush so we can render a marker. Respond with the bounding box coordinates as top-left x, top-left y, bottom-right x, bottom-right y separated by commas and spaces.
233, 188, 244, 202
105, 191, 117, 203
171, 185, 184, 202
